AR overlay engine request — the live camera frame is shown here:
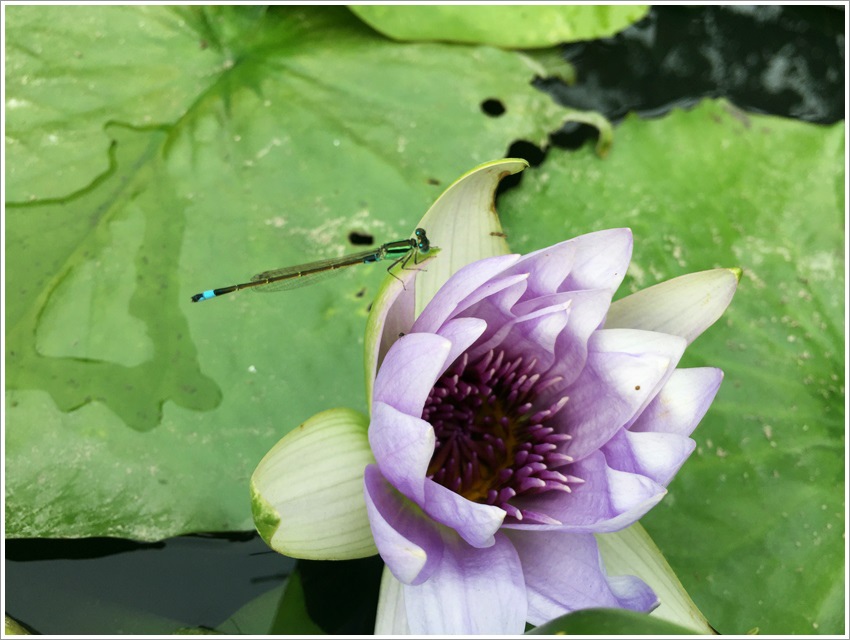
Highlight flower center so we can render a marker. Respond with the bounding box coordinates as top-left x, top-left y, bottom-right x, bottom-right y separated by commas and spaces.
422, 348, 579, 523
